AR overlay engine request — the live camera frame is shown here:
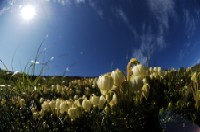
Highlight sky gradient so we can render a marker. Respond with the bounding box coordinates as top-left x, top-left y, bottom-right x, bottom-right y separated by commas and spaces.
0, 0, 200, 76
